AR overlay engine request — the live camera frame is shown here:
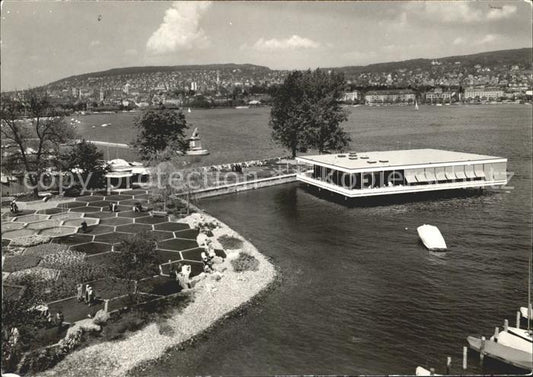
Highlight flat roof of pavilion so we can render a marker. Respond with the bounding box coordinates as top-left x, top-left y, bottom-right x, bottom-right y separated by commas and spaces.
297, 149, 506, 171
